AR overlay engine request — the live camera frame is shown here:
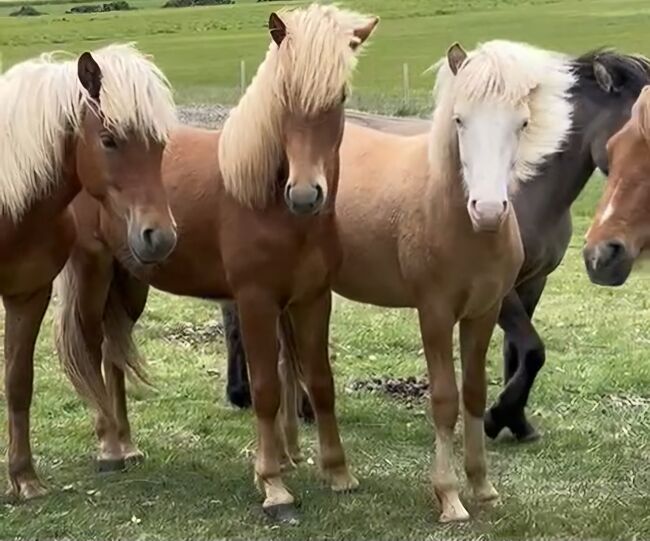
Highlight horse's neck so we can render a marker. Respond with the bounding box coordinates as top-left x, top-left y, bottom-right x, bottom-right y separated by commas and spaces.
517, 97, 598, 223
